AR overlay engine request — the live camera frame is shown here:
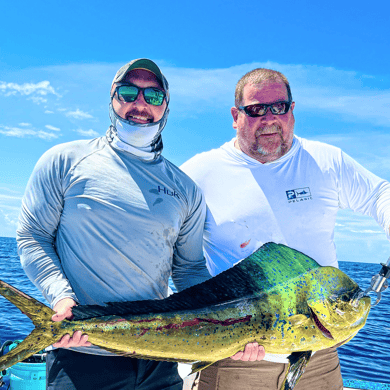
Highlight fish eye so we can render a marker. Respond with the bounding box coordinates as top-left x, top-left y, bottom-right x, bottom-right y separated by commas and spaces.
340, 294, 350, 303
